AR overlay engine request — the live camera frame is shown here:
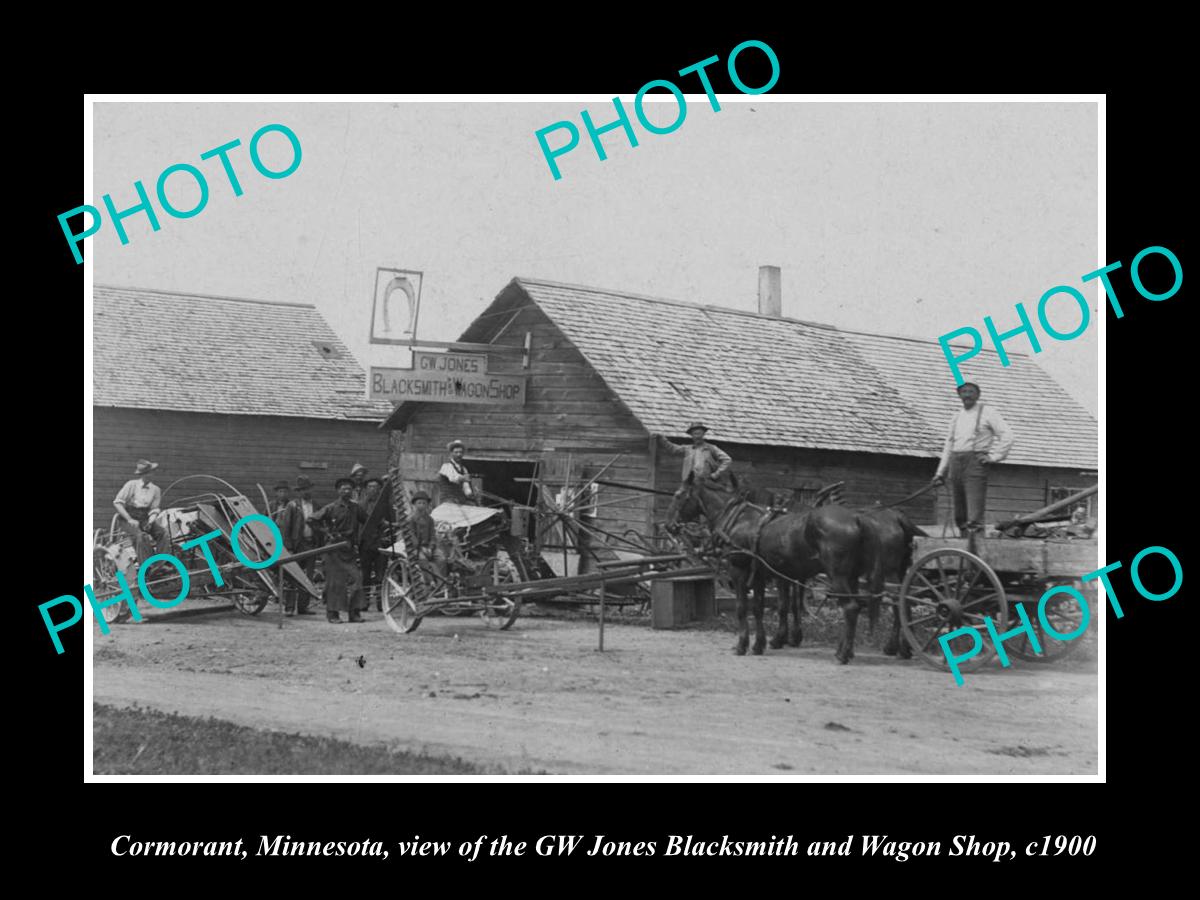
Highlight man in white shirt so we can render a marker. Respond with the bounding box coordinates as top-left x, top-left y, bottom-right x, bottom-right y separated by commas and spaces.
113, 459, 169, 564
438, 440, 477, 504
932, 382, 1015, 536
